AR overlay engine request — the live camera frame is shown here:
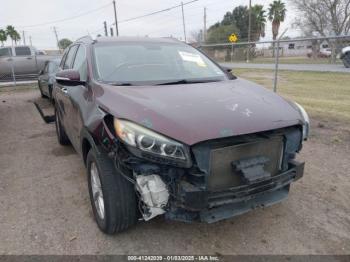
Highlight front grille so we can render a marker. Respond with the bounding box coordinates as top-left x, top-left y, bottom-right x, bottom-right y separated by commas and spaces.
208, 136, 284, 190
